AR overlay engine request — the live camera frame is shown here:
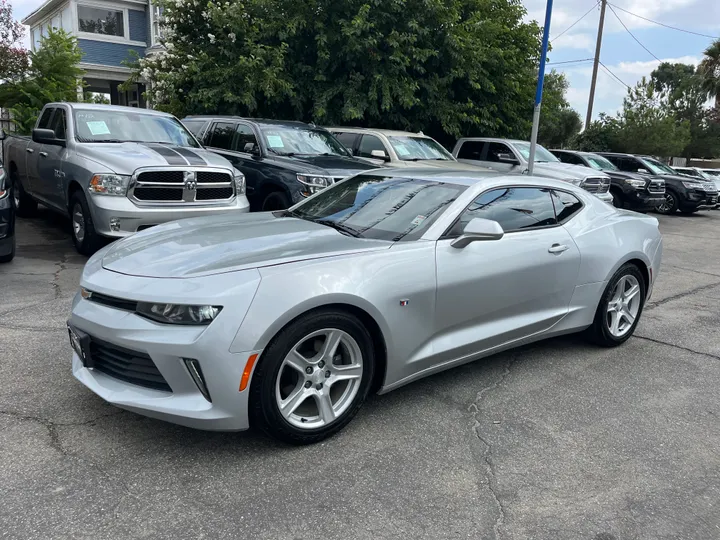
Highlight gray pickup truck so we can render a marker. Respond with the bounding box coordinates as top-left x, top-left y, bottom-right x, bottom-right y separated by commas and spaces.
3, 103, 249, 254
